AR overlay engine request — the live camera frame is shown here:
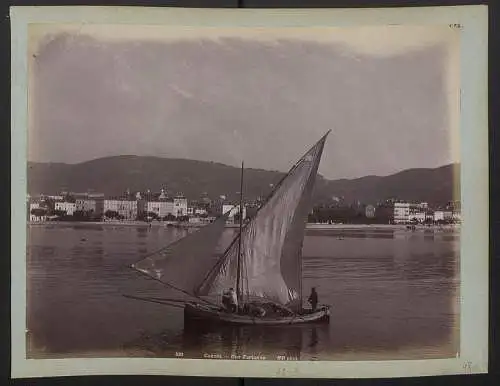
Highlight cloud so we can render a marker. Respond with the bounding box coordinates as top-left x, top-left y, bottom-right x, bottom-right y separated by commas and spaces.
28, 26, 459, 179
